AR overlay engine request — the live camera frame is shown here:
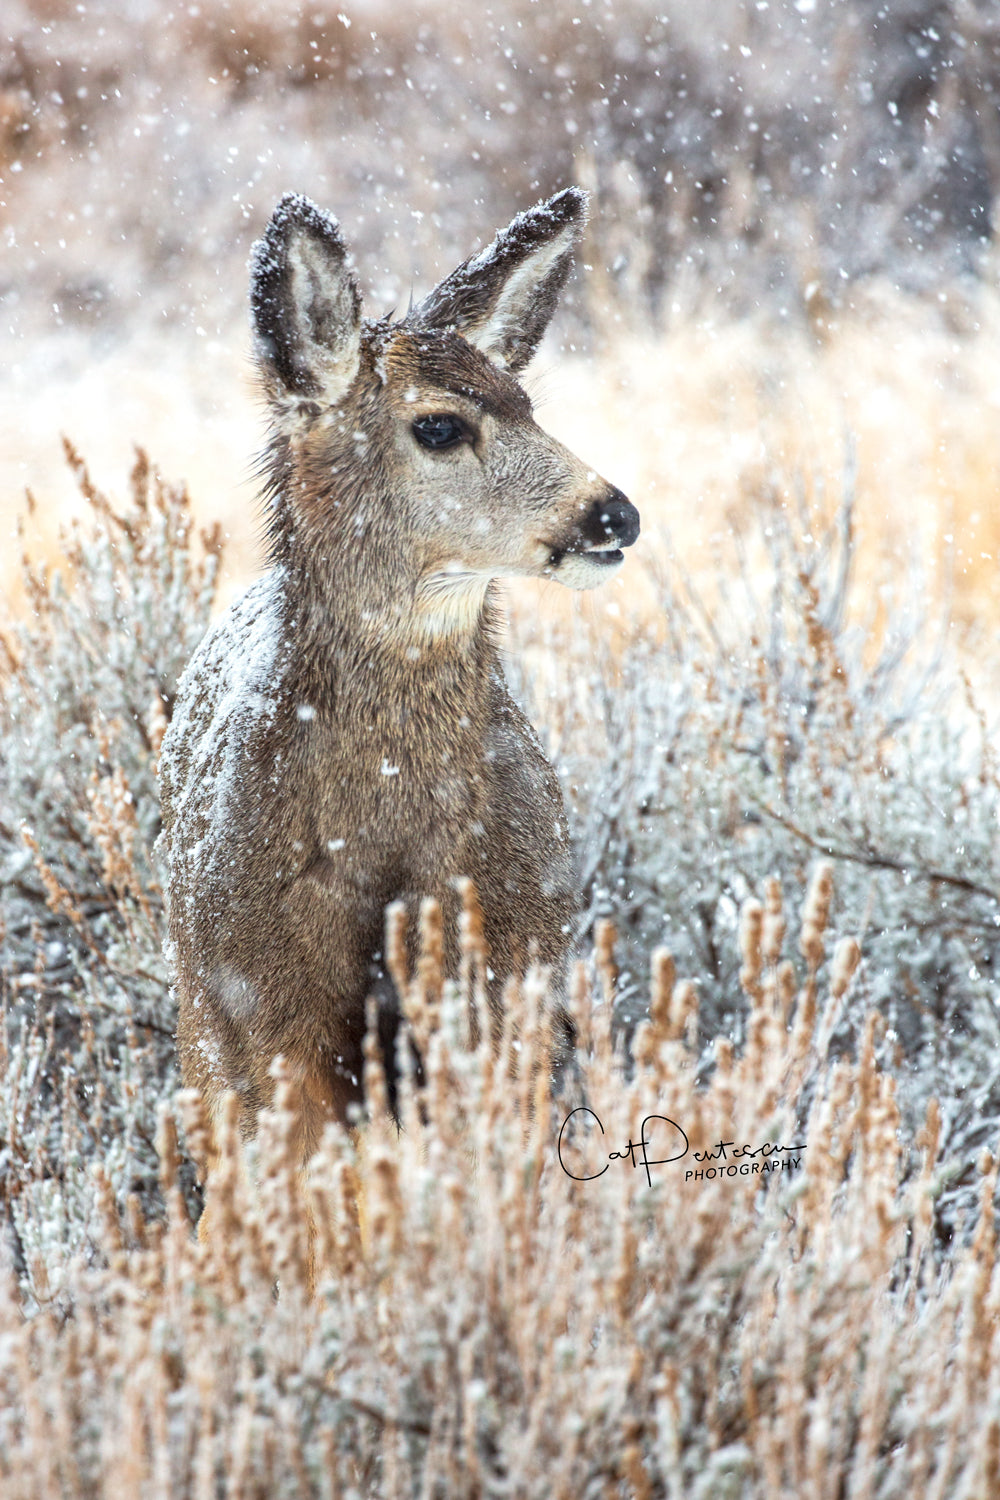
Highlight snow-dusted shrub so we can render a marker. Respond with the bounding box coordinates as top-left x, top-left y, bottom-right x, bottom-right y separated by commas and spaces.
0, 444, 220, 1289
514, 478, 1000, 1239
1, 446, 999, 1495
1, 885, 999, 1498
